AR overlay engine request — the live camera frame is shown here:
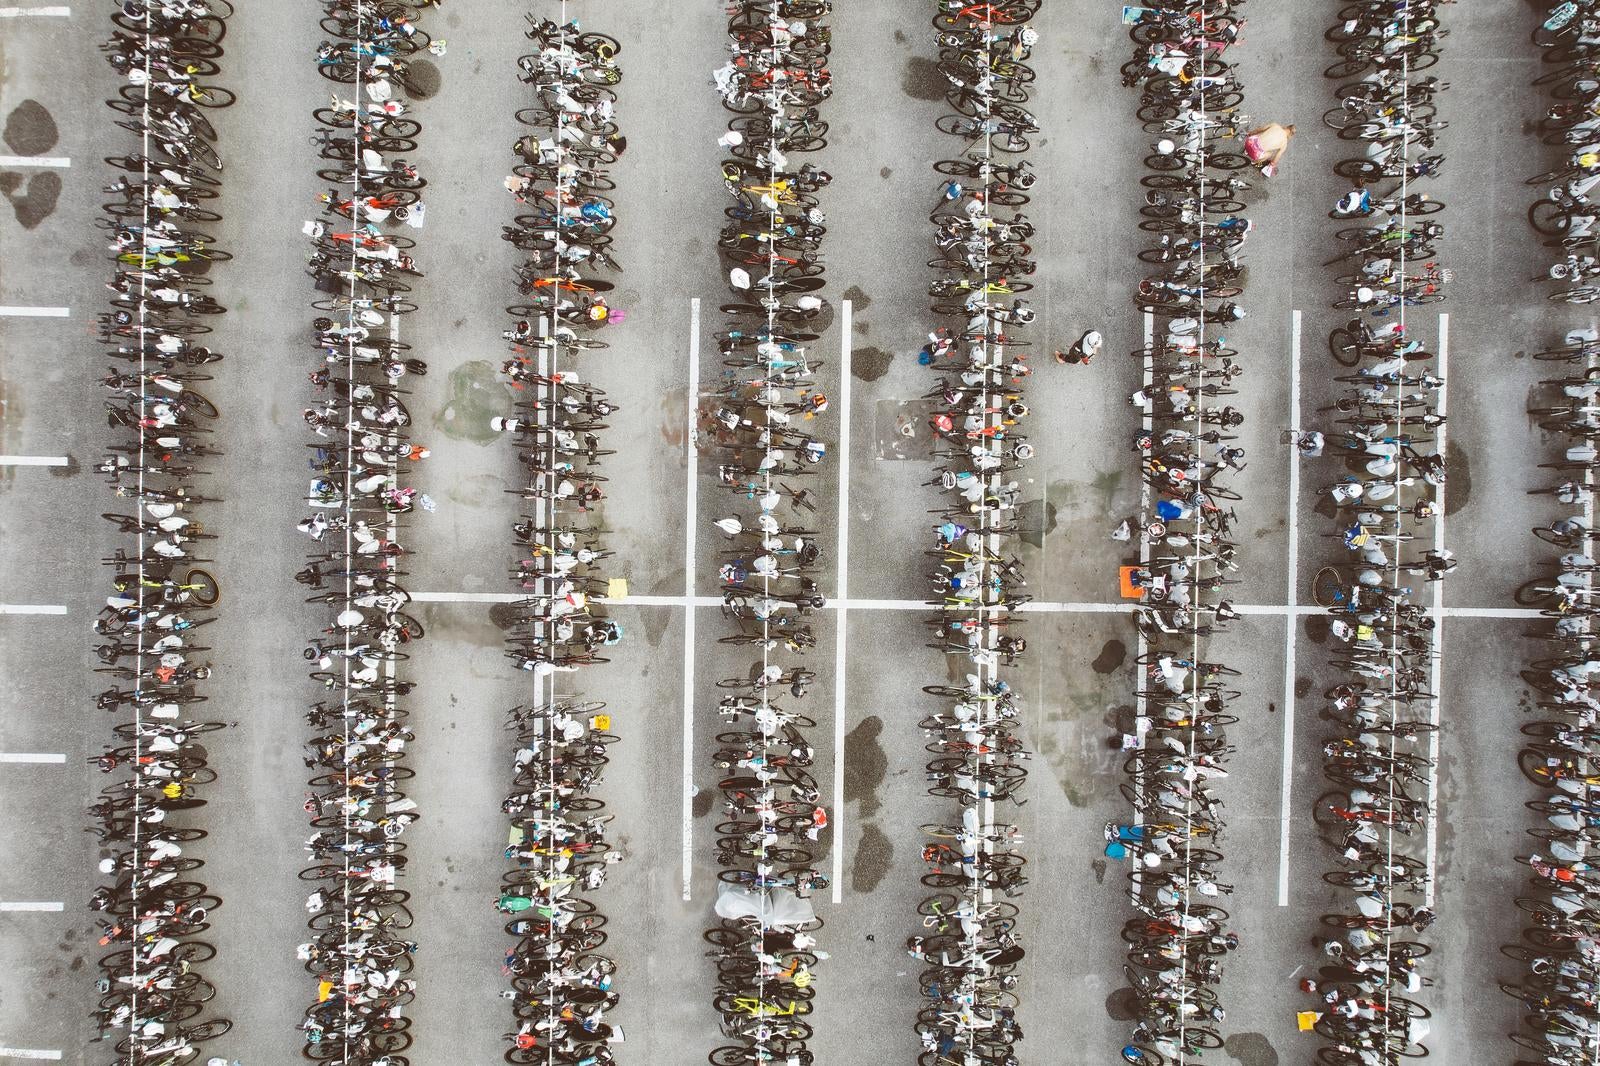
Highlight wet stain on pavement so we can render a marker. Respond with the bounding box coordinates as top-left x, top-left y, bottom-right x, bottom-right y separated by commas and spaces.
487, 604, 520, 631
851, 822, 891, 893
1305, 615, 1329, 644
1016, 498, 1058, 548
841, 285, 872, 312
901, 56, 946, 101
852, 346, 892, 382
3, 100, 58, 156
1444, 438, 1469, 517
662, 386, 688, 448
441, 472, 504, 509
1, 170, 59, 229
639, 602, 671, 648
1105, 986, 1139, 1021
692, 790, 713, 819
1295, 676, 1312, 699
1092, 469, 1123, 511
880, 166, 892, 180
1091, 857, 1108, 884
404, 59, 441, 100
1091, 639, 1126, 675
893, 29, 908, 44
1223, 1032, 1279, 1066
844, 715, 886, 818
434, 360, 508, 443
